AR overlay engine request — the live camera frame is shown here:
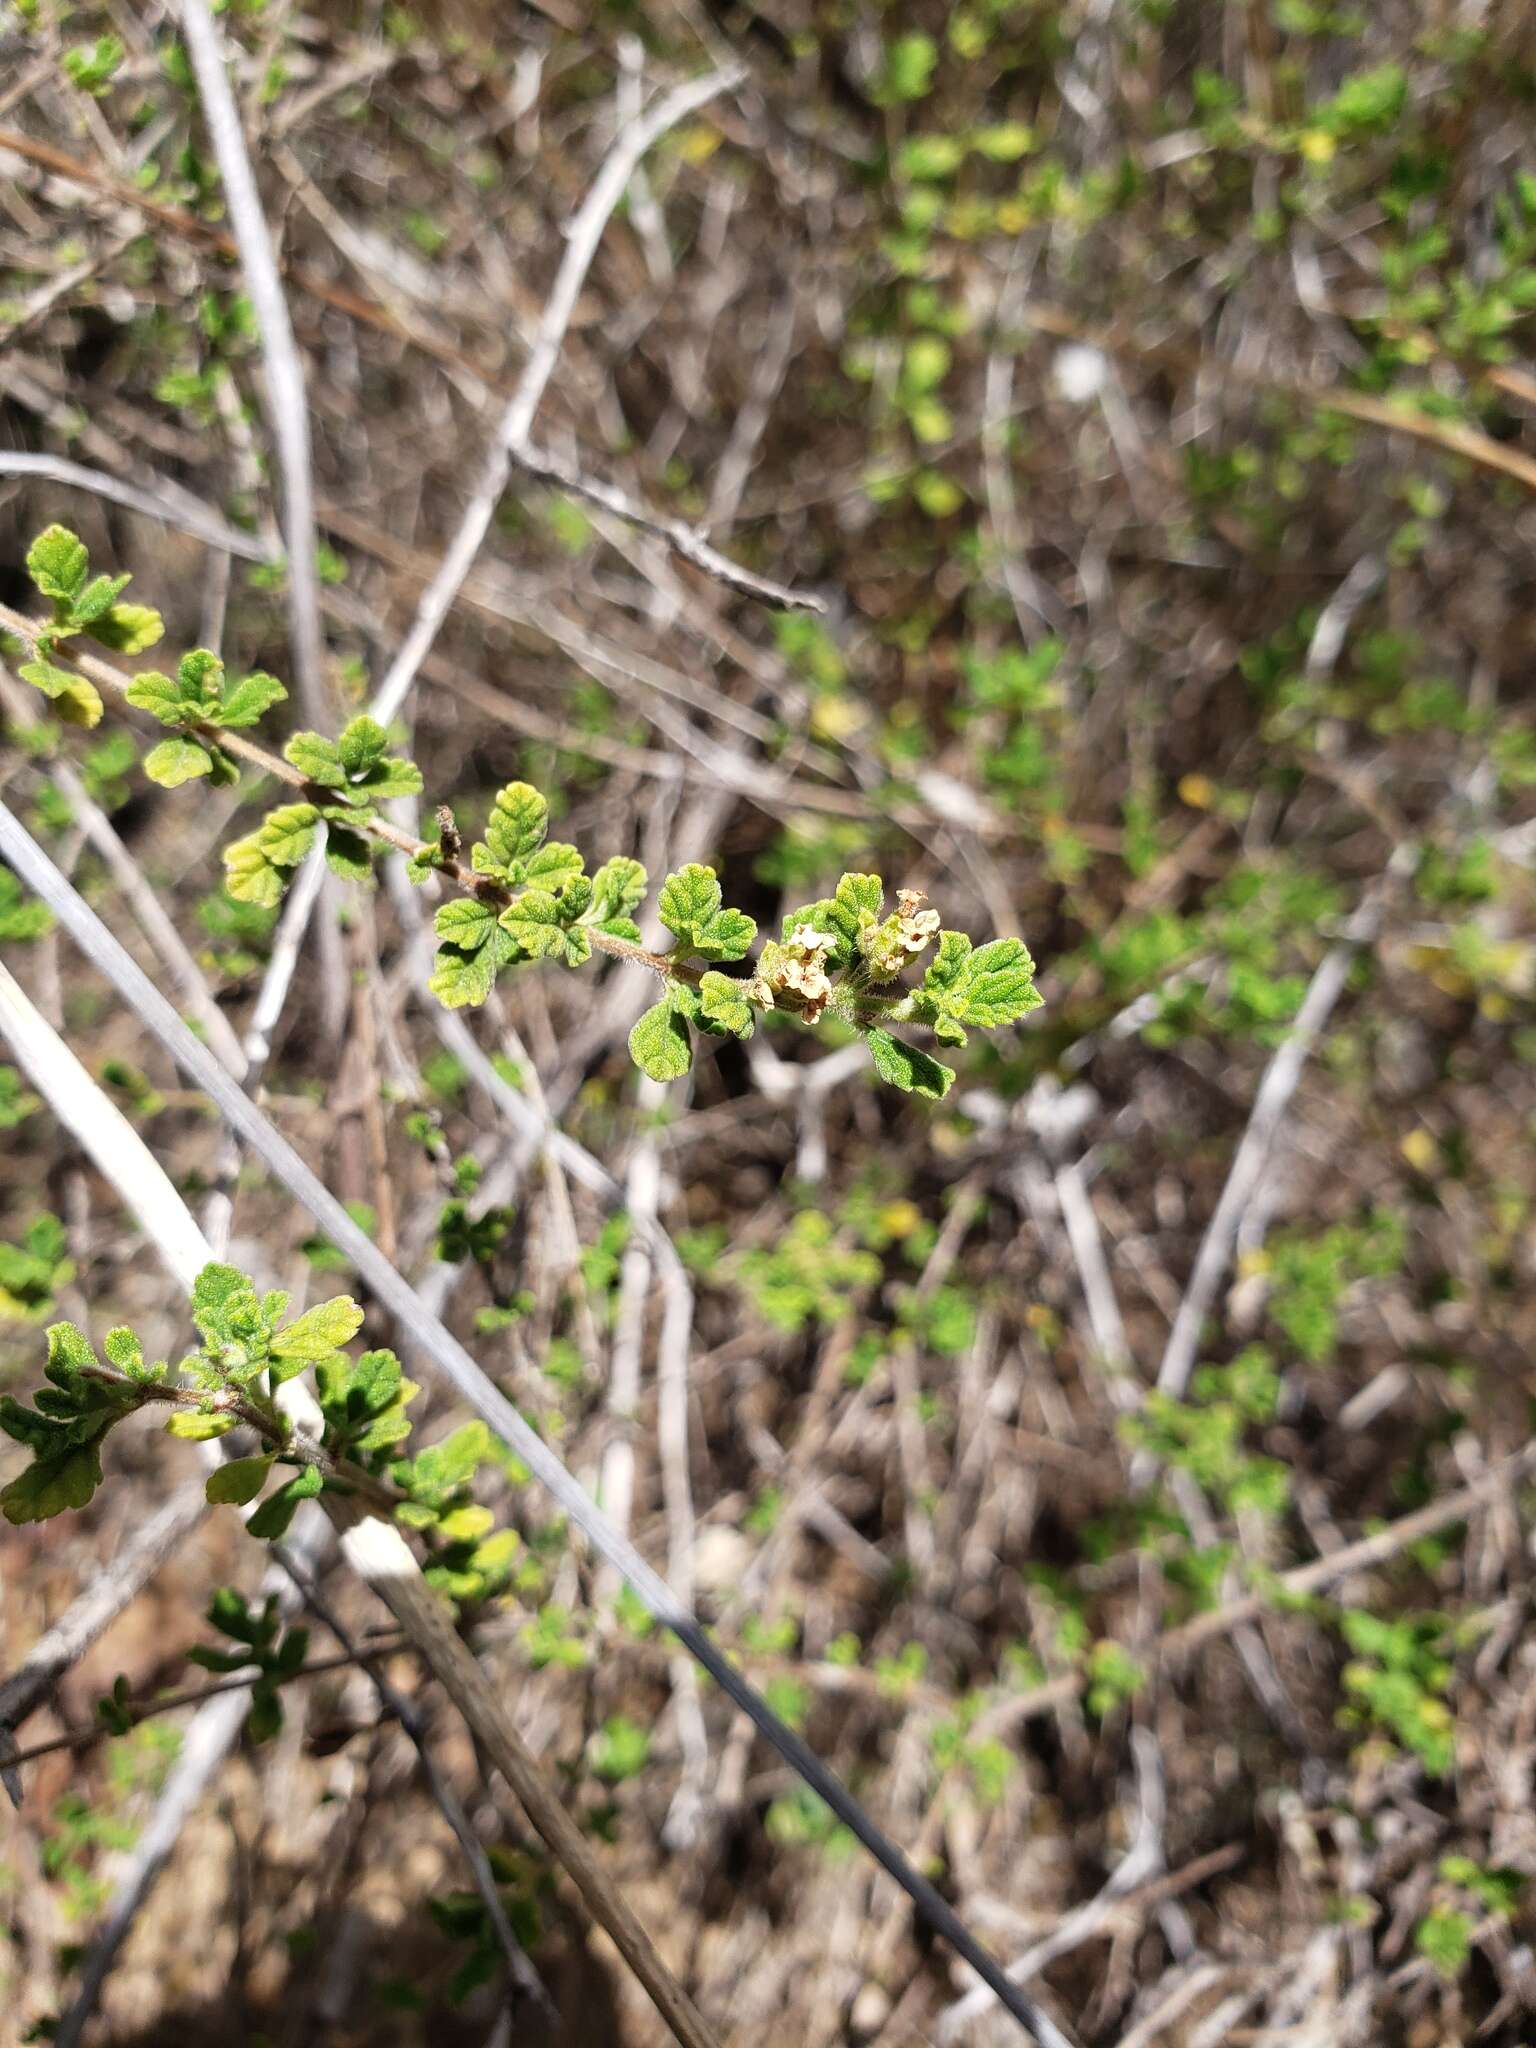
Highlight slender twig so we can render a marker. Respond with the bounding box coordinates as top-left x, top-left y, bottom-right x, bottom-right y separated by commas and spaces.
334, 1511, 713, 2048
51, 1512, 332, 2048
274, 1548, 557, 2034
2, 1637, 409, 1770
0, 1478, 210, 1801
508, 439, 824, 613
